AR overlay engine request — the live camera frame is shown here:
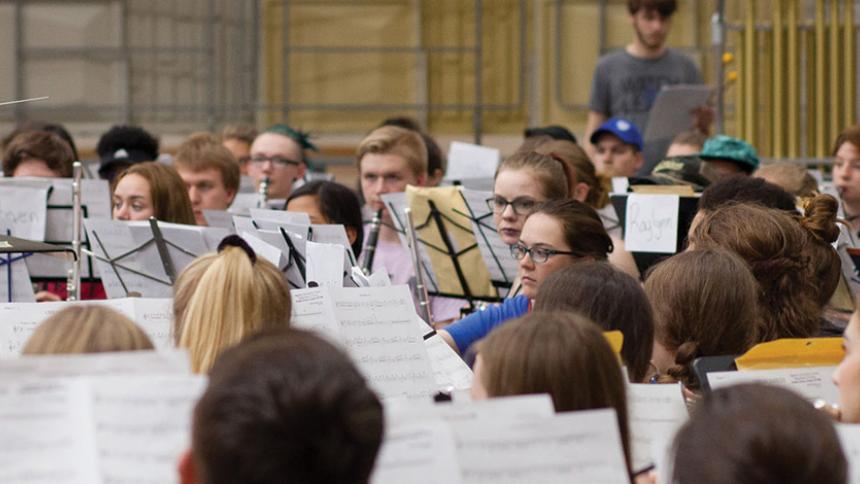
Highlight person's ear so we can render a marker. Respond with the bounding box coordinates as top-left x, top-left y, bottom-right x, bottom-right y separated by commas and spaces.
295, 162, 307, 182
345, 226, 358, 245
225, 188, 237, 205
572, 182, 590, 203
178, 449, 197, 484
634, 152, 645, 170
